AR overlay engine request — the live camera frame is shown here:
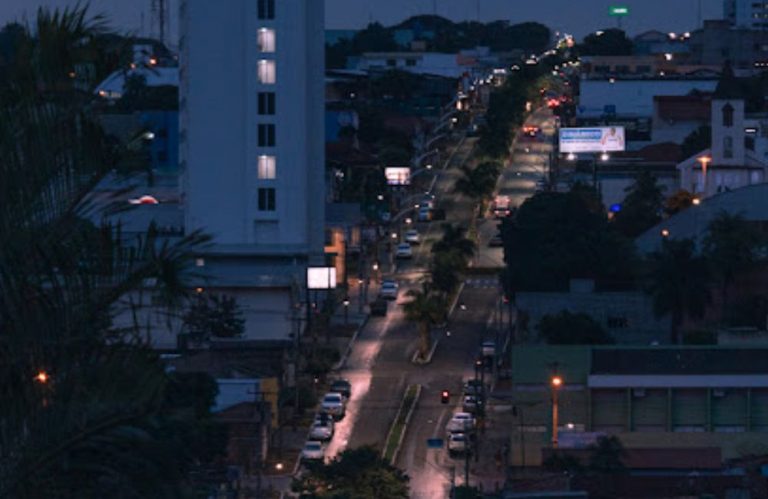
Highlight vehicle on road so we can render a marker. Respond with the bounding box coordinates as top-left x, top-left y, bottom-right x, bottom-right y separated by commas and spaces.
446, 412, 476, 433
523, 125, 540, 138
492, 195, 512, 218
321, 392, 346, 419
404, 229, 421, 244
330, 379, 351, 399
462, 394, 485, 414
378, 279, 398, 300
488, 232, 503, 247
447, 432, 470, 456
370, 298, 388, 316
301, 441, 325, 462
421, 195, 435, 209
463, 379, 484, 396
535, 178, 547, 192
482, 341, 497, 357
309, 417, 334, 441
417, 206, 432, 222
395, 242, 413, 259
